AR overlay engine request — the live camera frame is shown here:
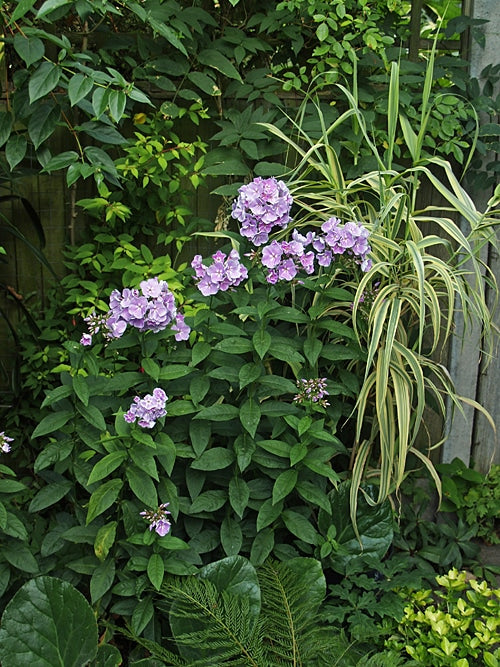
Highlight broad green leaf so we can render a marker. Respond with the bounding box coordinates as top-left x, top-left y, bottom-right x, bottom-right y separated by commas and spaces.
272, 469, 298, 504
282, 509, 320, 545
13, 34, 44, 67
229, 477, 249, 518
188, 71, 220, 96
87, 452, 127, 486
252, 330, 271, 359
90, 558, 115, 603
190, 490, 227, 513
29, 62, 61, 103
148, 17, 187, 56
220, 517, 242, 556
239, 399, 260, 438
256, 498, 283, 532
2, 544, 39, 574
79, 121, 126, 145
129, 449, 159, 481
296, 481, 331, 514
304, 337, 323, 366
36, 0, 72, 19
3, 513, 28, 541
159, 364, 192, 380
108, 89, 127, 123
94, 521, 117, 561
191, 341, 211, 366
68, 73, 93, 106
72, 374, 89, 406
190, 374, 210, 404
0, 111, 13, 148
258, 375, 297, 395
250, 528, 274, 566
0, 576, 98, 667
234, 433, 256, 472
147, 553, 164, 591
290, 441, 307, 466
86, 479, 123, 525
131, 596, 154, 636
29, 480, 72, 512
198, 49, 242, 82
5, 134, 27, 170
77, 403, 106, 431
239, 362, 262, 389
215, 337, 253, 354
32, 410, 73, 438
0, 479, 27, 494
126, 465, 158, 507
191, 447, 235, 471
141, 357, 160, 381
194, 404, 239, 422
10, 0, 37, 21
